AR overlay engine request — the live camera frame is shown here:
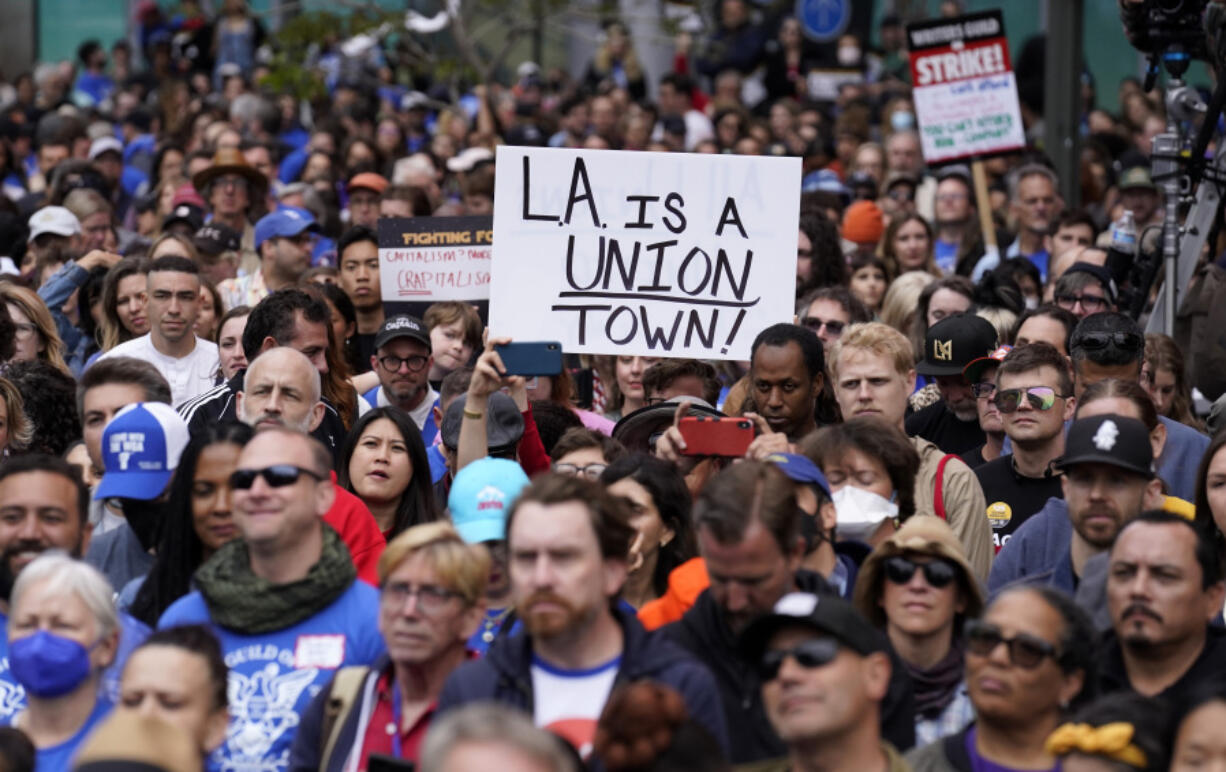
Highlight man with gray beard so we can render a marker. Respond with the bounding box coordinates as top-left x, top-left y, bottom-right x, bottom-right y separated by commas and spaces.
905, 314, 998, 456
